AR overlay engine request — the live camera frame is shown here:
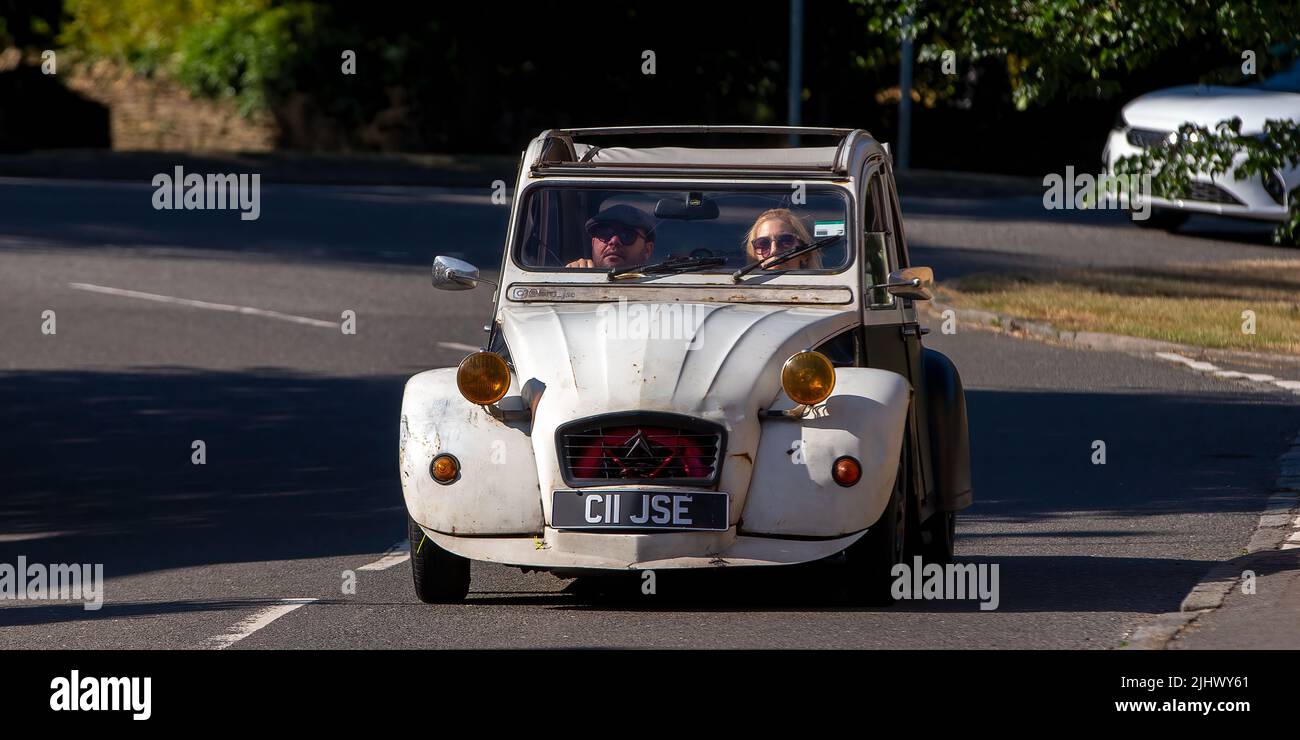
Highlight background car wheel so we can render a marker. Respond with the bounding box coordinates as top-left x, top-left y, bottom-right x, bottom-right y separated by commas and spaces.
408, 514, 470, 603
1130, 206, 1188, 231
843, 461, 906, 605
